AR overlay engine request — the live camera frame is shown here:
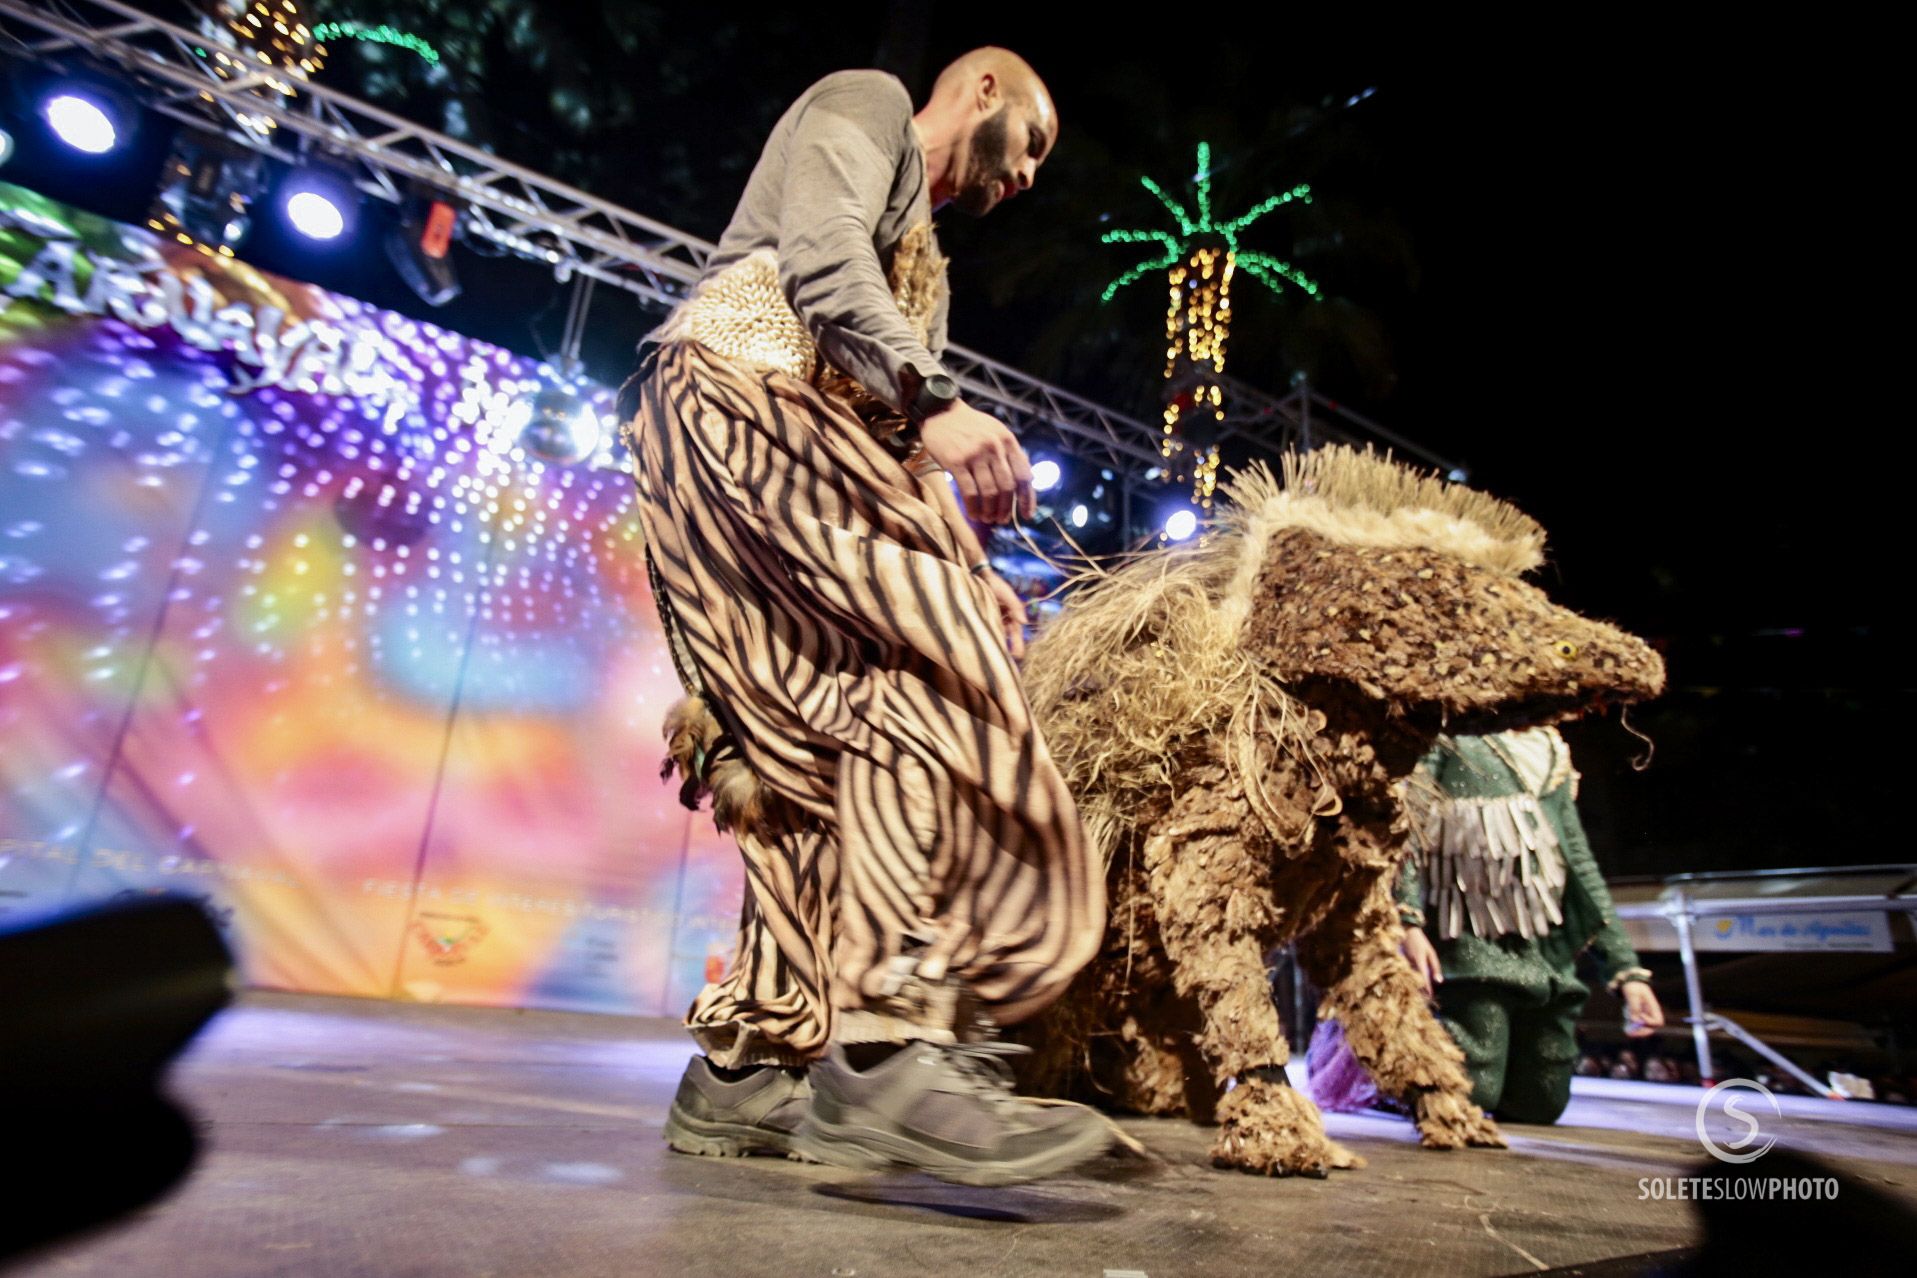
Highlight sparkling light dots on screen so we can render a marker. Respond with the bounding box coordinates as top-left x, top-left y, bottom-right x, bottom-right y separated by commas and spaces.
0, 187, 671, 916
0, 279, 641, 734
